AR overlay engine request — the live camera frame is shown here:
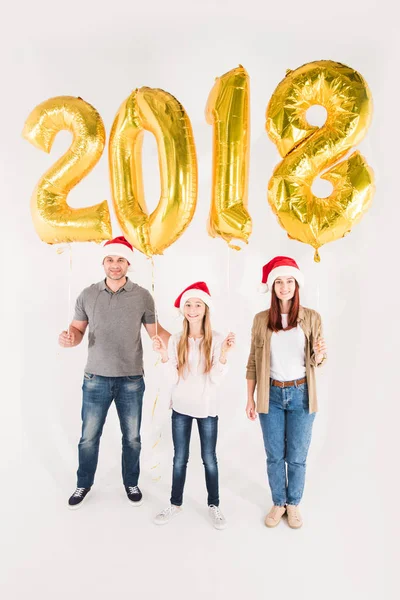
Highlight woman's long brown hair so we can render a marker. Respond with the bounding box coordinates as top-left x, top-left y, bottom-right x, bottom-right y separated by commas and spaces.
268, 281, 300, 332
177, 305, 213, 377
